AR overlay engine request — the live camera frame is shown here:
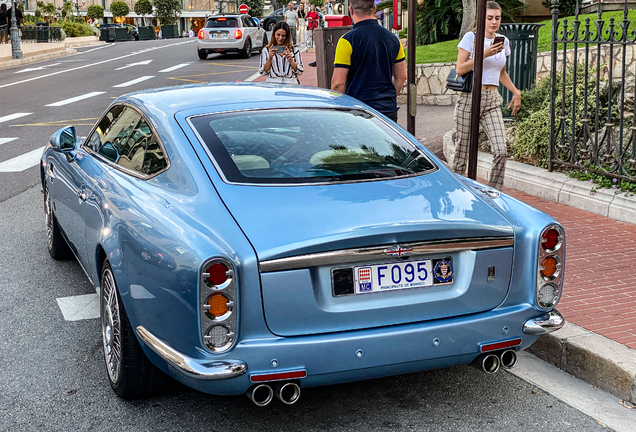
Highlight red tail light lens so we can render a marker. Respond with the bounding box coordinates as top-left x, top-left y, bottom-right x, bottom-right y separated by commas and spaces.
198, 29, 204, 39
542, 229, 559, 250
235, 29, 242, 39
206, 262, 229, 285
